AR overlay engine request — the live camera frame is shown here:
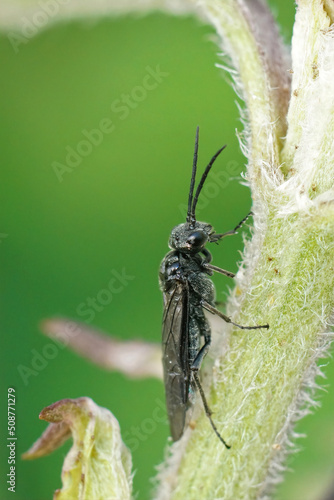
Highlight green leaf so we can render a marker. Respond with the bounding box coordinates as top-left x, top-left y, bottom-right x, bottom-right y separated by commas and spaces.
23, 398, 133, 500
